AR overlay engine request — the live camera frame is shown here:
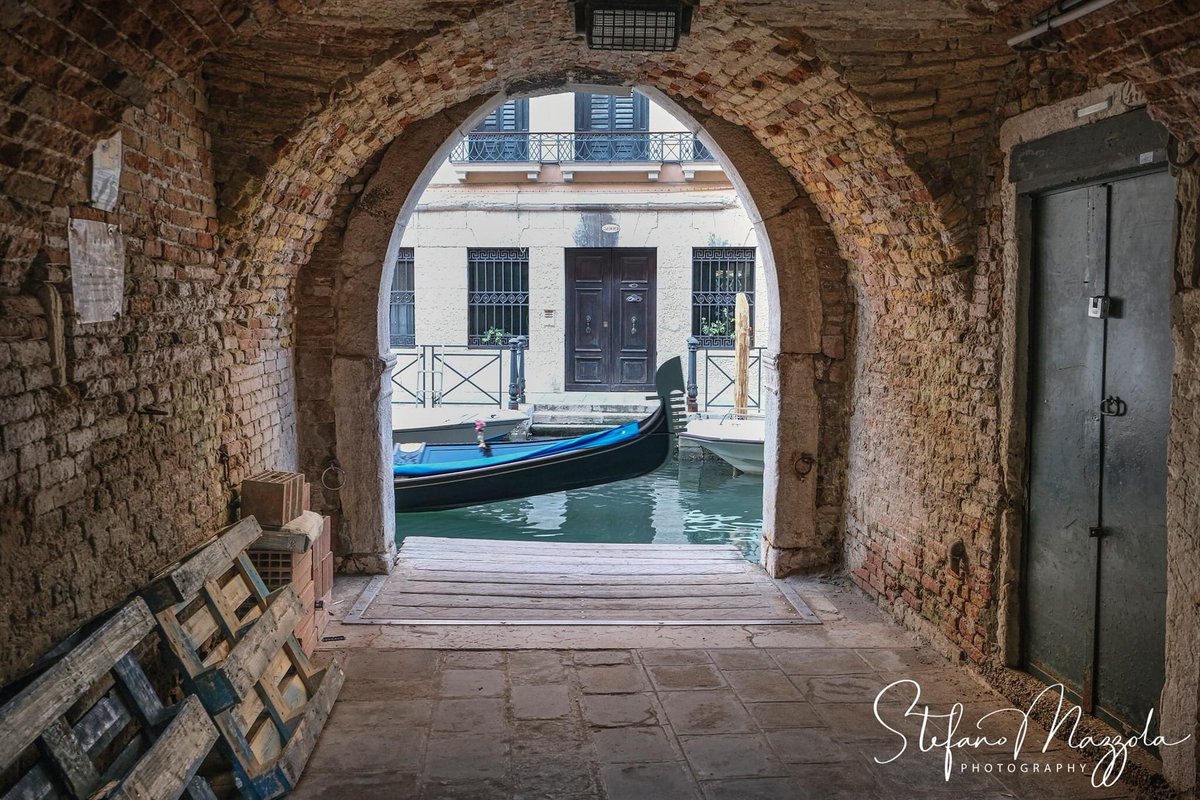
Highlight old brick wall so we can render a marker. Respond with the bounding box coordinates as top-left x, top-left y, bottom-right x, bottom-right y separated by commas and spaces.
843, 53, 1092, 664
0, 73, 296, 683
